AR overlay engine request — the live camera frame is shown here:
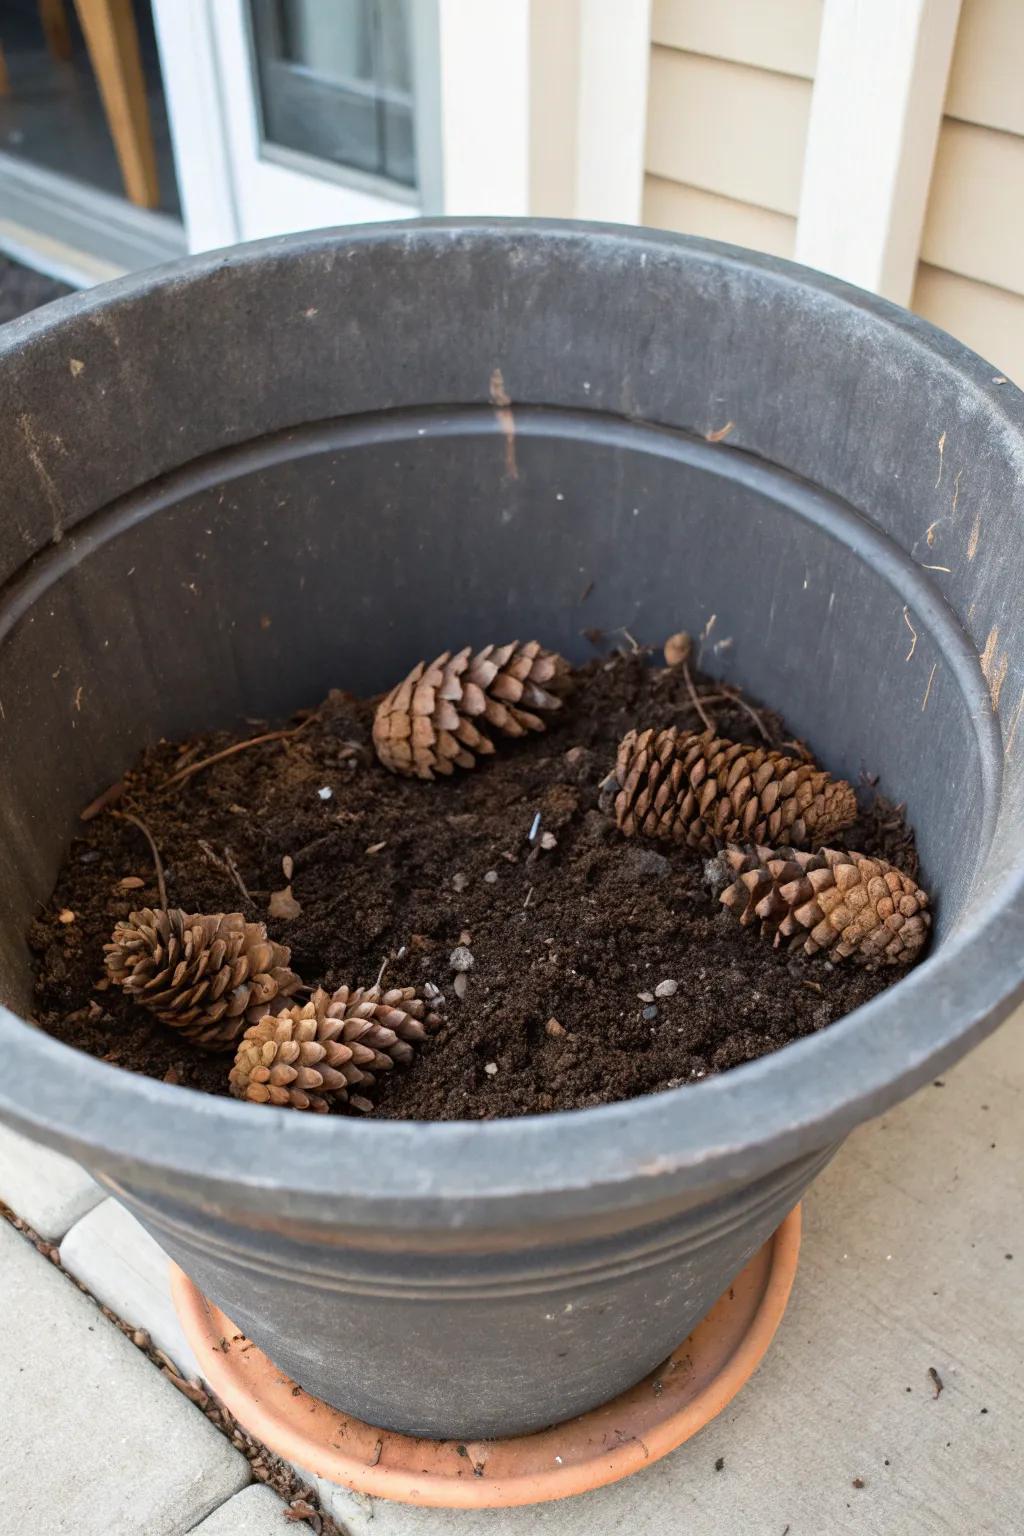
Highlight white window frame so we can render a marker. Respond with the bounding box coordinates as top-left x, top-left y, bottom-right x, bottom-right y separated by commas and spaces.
153, 0, 442, 249
153, 0, 653, 253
